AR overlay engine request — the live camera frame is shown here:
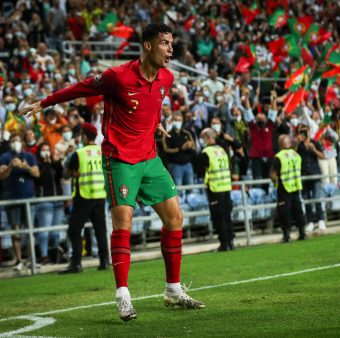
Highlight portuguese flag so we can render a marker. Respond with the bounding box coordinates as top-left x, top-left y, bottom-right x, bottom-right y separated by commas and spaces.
283, 87, 305, 114
283, 35, 300, 57
285, 65, 309, 92
269, 9, 288, 29
287, 16, 313, 39
265, 0, 288, 14
301, 44, 315, 67
328, 51, 340, 66
235, 57, 256, 73
304, 24, 332, 46
238, 2, 260, 25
